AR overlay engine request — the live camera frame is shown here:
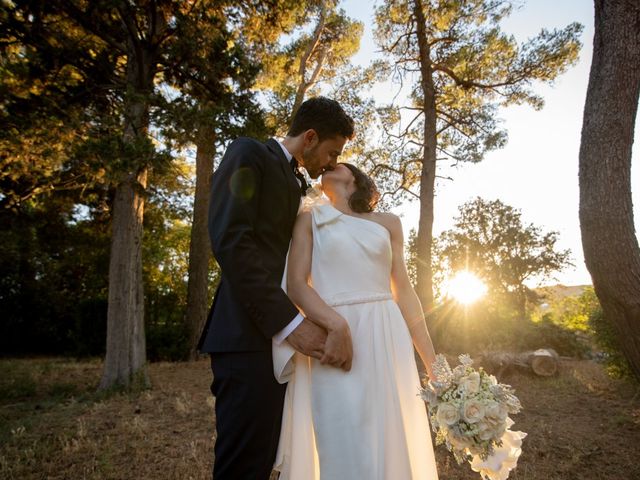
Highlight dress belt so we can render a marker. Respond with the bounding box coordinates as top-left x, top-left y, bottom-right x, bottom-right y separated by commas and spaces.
322, 291, 394, 308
